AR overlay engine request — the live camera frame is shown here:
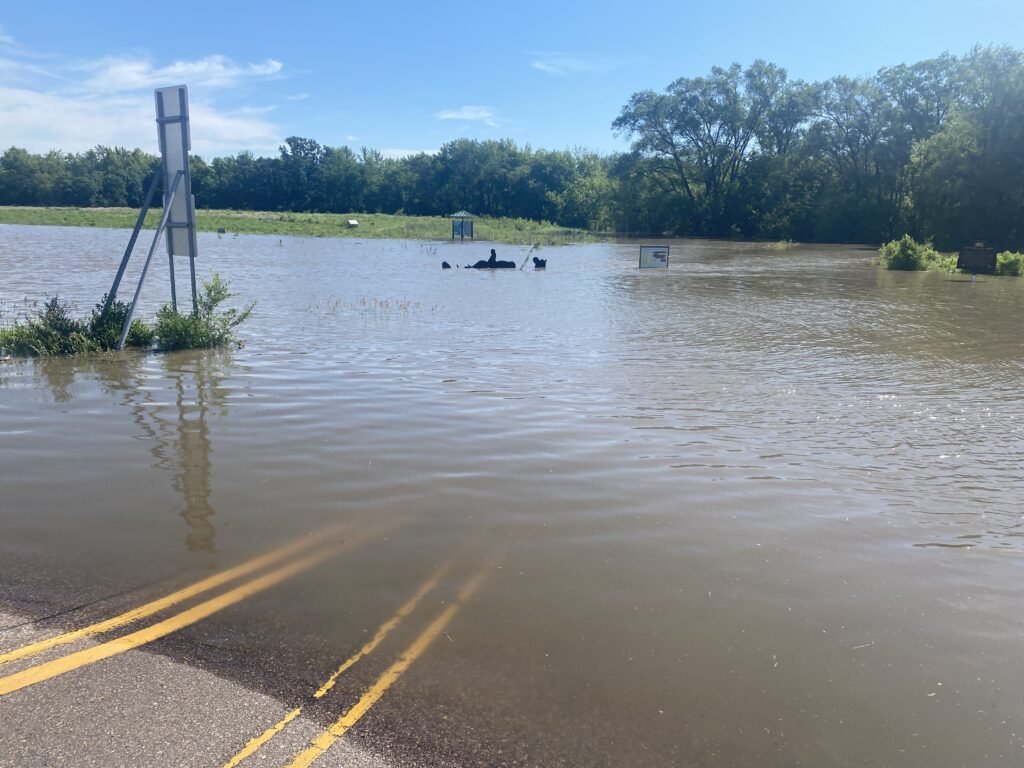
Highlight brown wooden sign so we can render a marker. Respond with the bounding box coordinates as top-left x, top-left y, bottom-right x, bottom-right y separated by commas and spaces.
956, 246, 997, 273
